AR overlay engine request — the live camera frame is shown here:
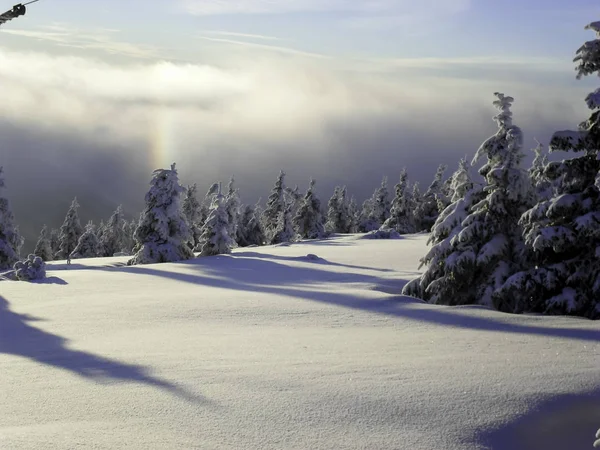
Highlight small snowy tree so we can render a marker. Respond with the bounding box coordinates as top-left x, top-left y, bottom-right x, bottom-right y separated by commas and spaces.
199, 182, 219, 228
128, 163, 194, 265
348, 196, 359, 233
270, 205, 295, 244
50, 228, 60, 257
285, 184, 303, 219
382, 168, 415, 234
529, 139, 553, 201
121, 218, 137, 255
34, 225, 53, 261
100, 205, 127, 257
414, 164, 448, 232
225, 176, 241, 246
57, 197, 83, 260
325, 186, 352, 234
294, 179, 326, 239
71, 221, 101, 259
197, 183, 235, 256
368, 176, 391, 228
403, 158, 484, 301
262, 170, 287, 242
237, 203, 265, 247
14, 254, 46, 281
182, 183, 203, 249
0, 167, 20, 270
